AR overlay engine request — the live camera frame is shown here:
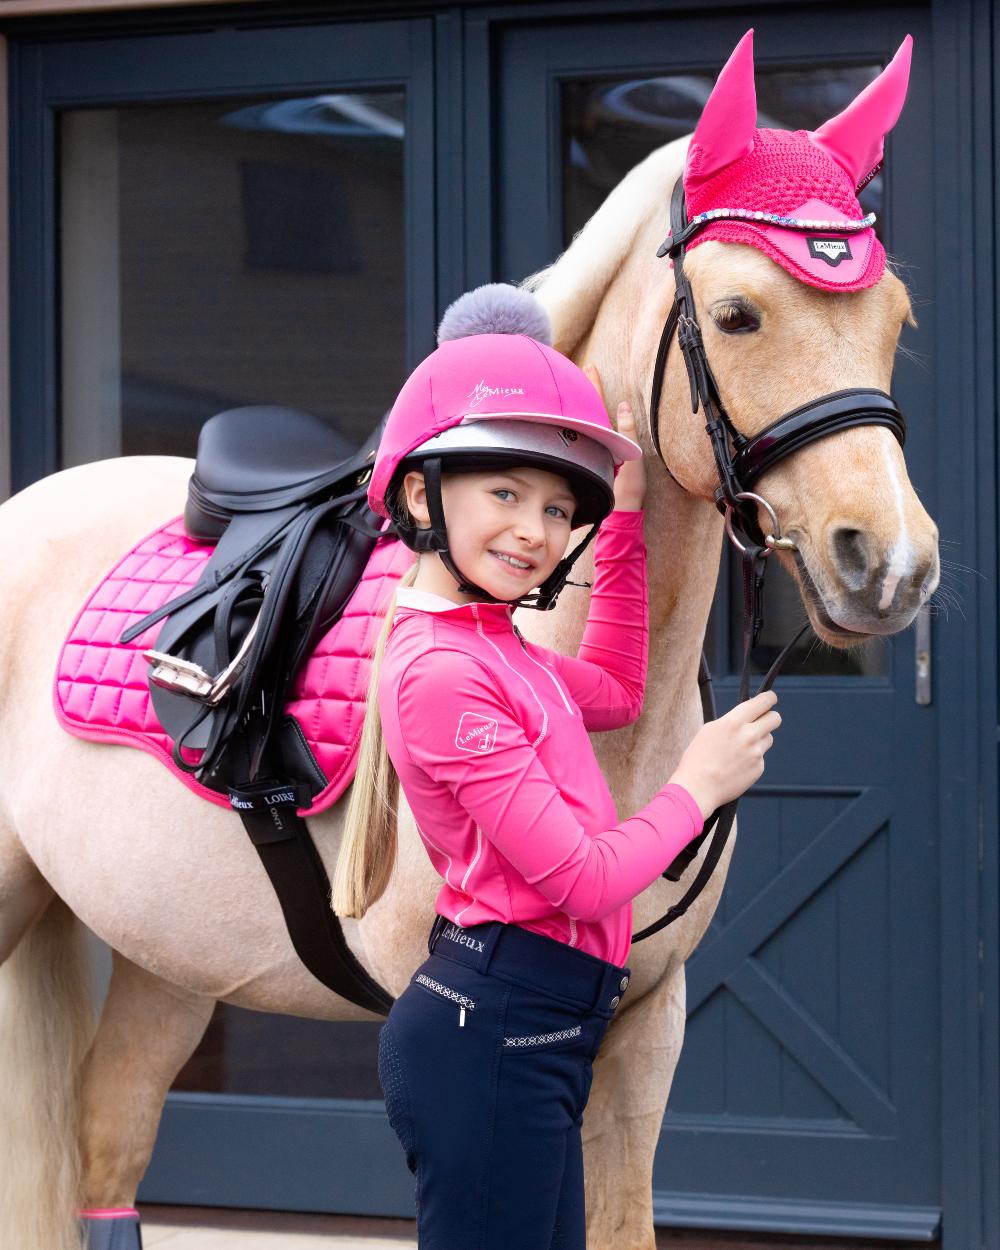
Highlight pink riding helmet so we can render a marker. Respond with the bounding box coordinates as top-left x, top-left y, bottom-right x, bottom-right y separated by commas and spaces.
368, 285, 641, 529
